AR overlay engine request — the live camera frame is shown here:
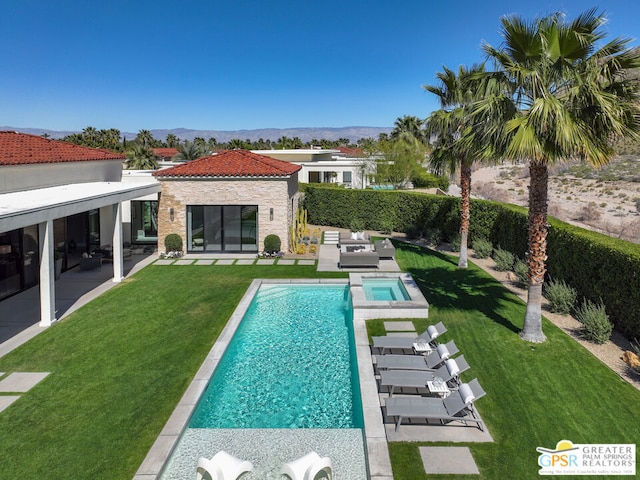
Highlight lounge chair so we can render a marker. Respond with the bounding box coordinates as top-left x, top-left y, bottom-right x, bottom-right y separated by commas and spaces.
196, 450, 253, 480
379, 355, 470, 396
372, 321, 447, 354
375, 340, 459, 371
385, 378, 486, 431
281, 451, 333, 480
